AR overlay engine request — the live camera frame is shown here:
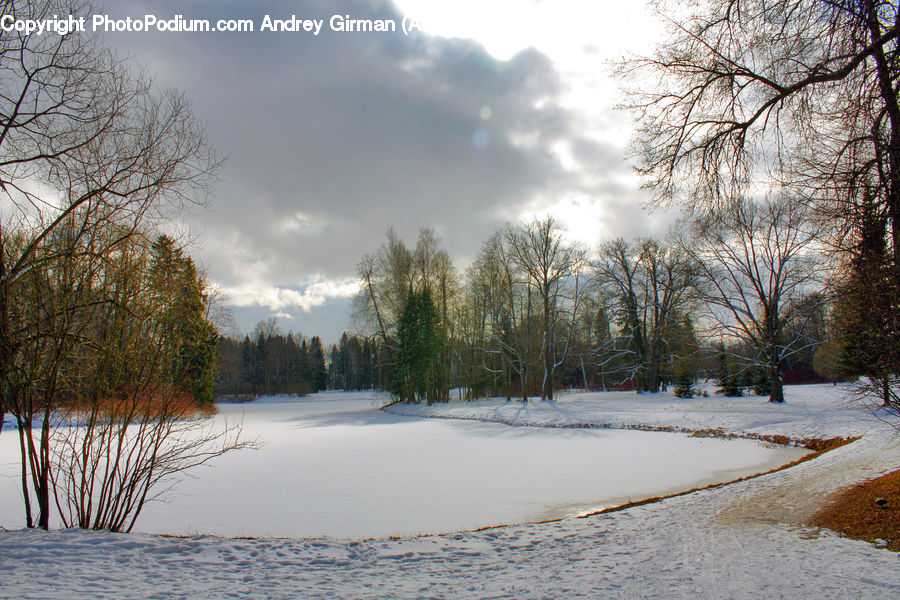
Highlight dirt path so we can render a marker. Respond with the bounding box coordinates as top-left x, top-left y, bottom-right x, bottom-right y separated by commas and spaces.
717, 432, 900, 526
